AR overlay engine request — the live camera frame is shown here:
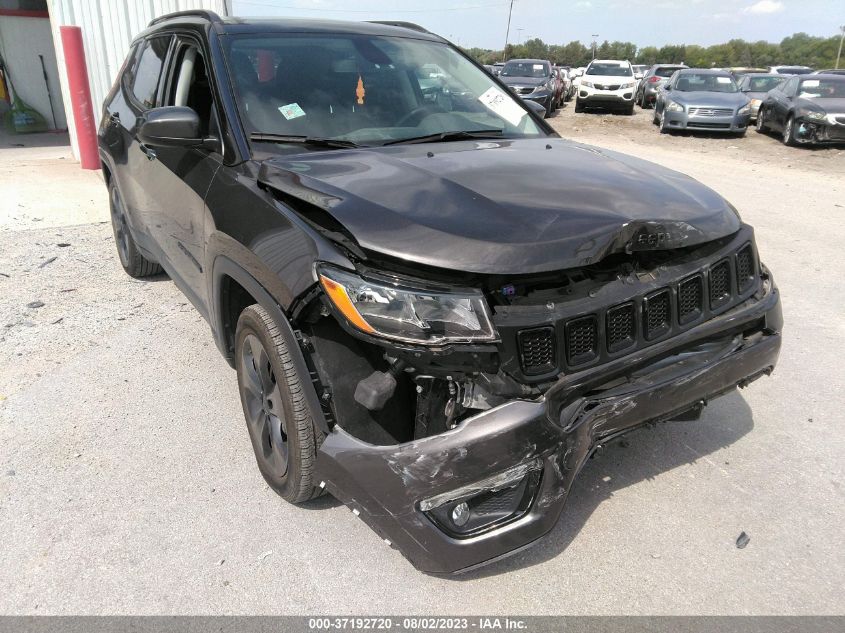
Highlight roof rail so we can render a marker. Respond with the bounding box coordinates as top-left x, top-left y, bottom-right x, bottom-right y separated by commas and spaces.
148, 10, 222, 27
367, 20, 430, 34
